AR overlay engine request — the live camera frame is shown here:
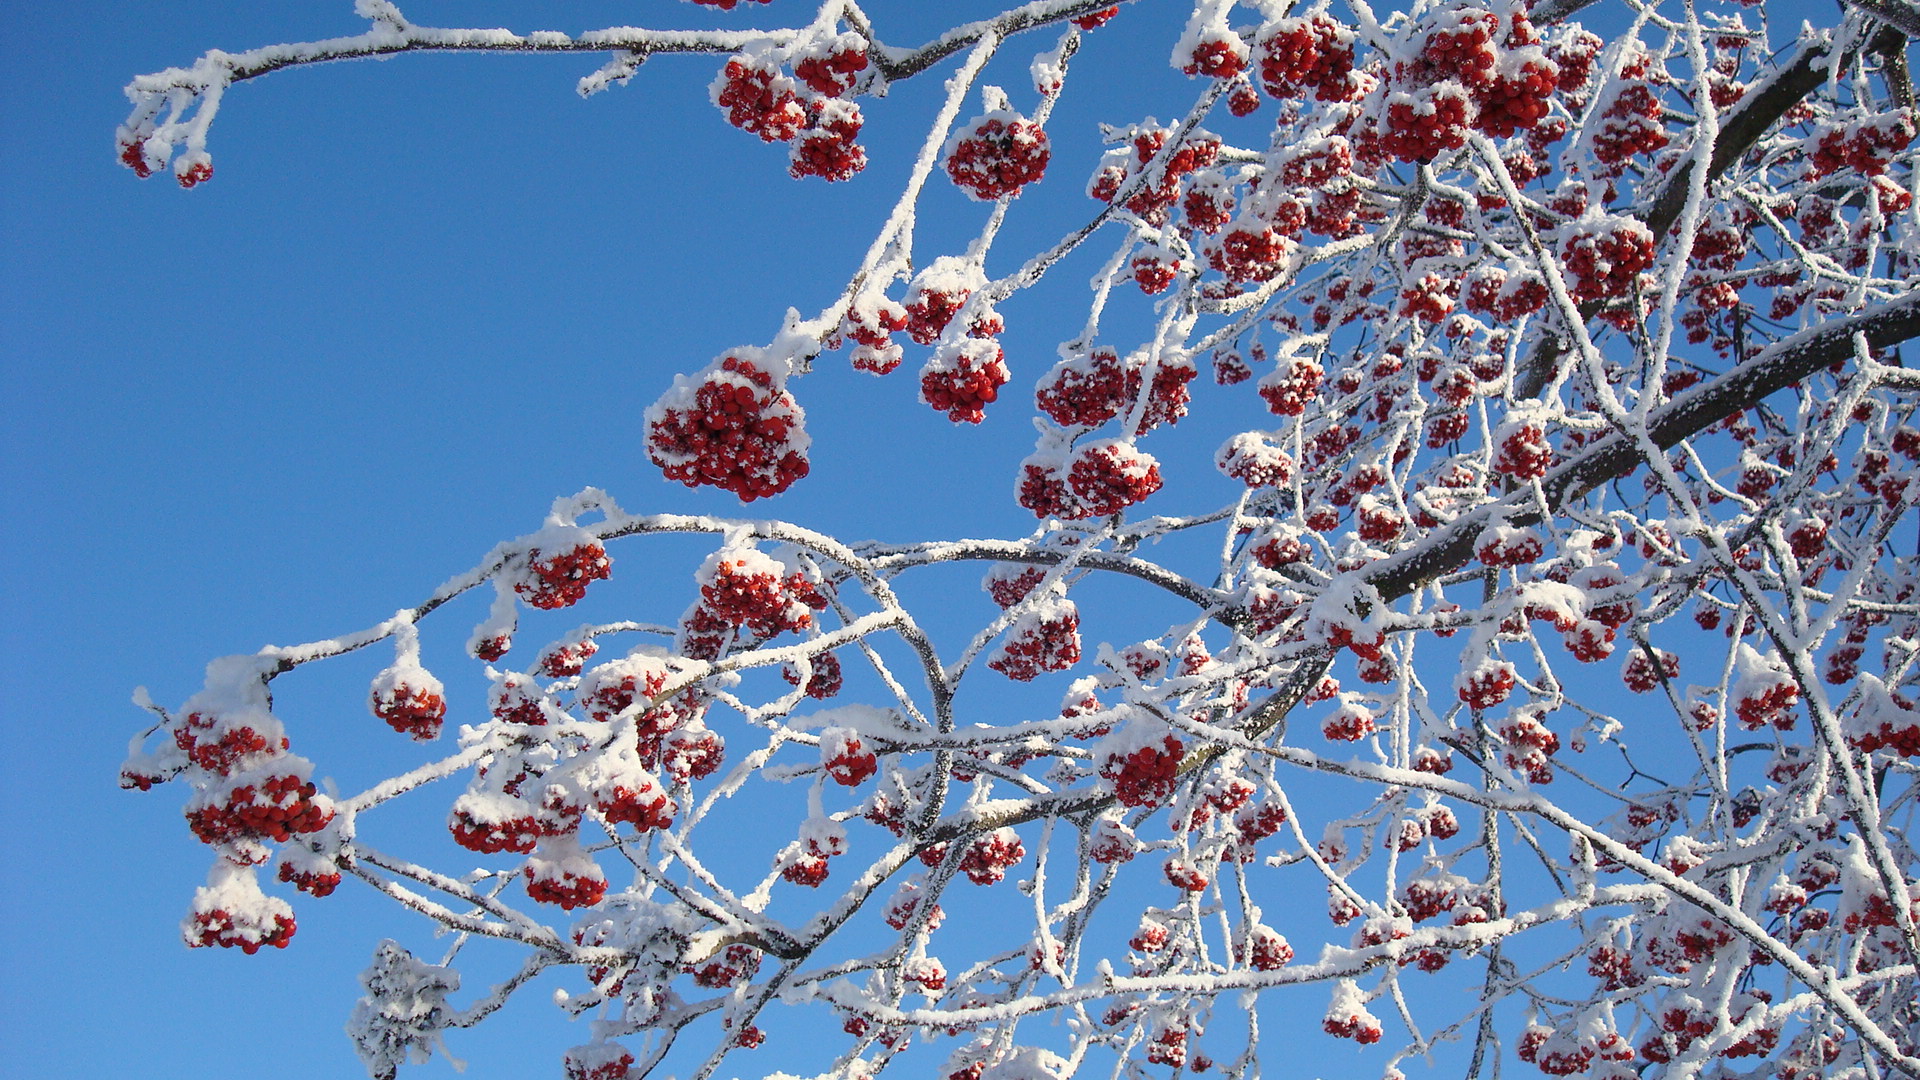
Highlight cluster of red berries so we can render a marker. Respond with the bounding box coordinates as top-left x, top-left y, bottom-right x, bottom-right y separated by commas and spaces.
1847, 694, 1920, 757
921, 339, 1009, 423
1620, 648, 1679, 693
525, 845, 608, 910
187, 904, 296, 953
1321, 694, 1379, 742
1238, 923, 1294, 969
370, 676, 446, 741
277, 851, 342, 897
449, 792, 542, 854
1023, 439, 1162, 518
1074, 7, 1119, 31
1131, 247, 1181, 294
1135, 1023, 1190, 1068
1807, 109, 1914, 177
832, 291, 910, 375
700, 549, 822, 638
1254, 13, 1359, 101
515, 541, 611, 610
1257, 356, 1324, 416
790, 98, 867, 181
1558, 215, 1656, 302
988, 599, 1083, 681
782, 649, 843, 699
712, 54, 806, 142
598, 769, 676, 833
1322, 1001, 1383, 1043
1180, 25, 1250, 79
187, 770, 335, 847
563, 1042, 635, 1080
1476, 524, 1544, 566
1458, 660, 1517, 709
1101, 730, 1185, 808
946, 112, 1051, 201
1376, 5, 1559, 162
1035, 347, 1194, 433
173, 709, 288, 776
1207, 216, 1293, 282
647, 354, 809, 501
1492, 416, 1555, 479
819, 726, 879, 786
958, 827, 1026, 885
1463, 264, 1550, 322
1216, 432, 1294, 487
792, 33, 868, 97
1087, 125, 1222, 227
